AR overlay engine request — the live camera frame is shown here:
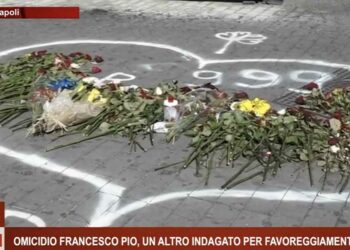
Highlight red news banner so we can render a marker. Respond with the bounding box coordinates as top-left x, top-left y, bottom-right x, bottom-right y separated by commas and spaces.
0, 202, 350, 249
0, 7, 79, 19
3, 227, 350, 250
